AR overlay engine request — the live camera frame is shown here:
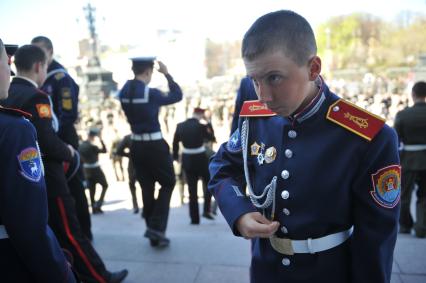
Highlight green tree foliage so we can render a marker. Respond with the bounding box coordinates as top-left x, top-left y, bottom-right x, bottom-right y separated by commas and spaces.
205, 39, 241, 78
316, 12, 426, 71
